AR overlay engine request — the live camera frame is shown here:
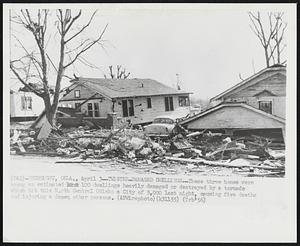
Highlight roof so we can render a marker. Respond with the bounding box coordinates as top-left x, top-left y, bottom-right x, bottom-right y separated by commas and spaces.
69, 77, 191, 99
210, 64, 286, 102
18, 83, 55, 93
180, 102, 285, 125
